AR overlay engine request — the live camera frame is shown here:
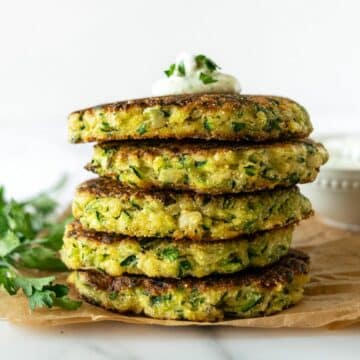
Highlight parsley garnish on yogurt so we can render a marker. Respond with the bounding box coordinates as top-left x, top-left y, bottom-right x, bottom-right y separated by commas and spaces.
164, 61, 186, 77
195, 54, 220, 73
154, 53, 240, 96
199, 72, 218, 84
164, 54, 218, 84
